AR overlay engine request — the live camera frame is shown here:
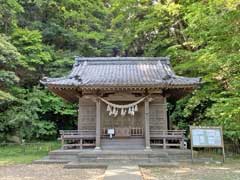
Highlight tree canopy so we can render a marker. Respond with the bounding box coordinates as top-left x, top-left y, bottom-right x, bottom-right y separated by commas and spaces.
0, 0, 239, 143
